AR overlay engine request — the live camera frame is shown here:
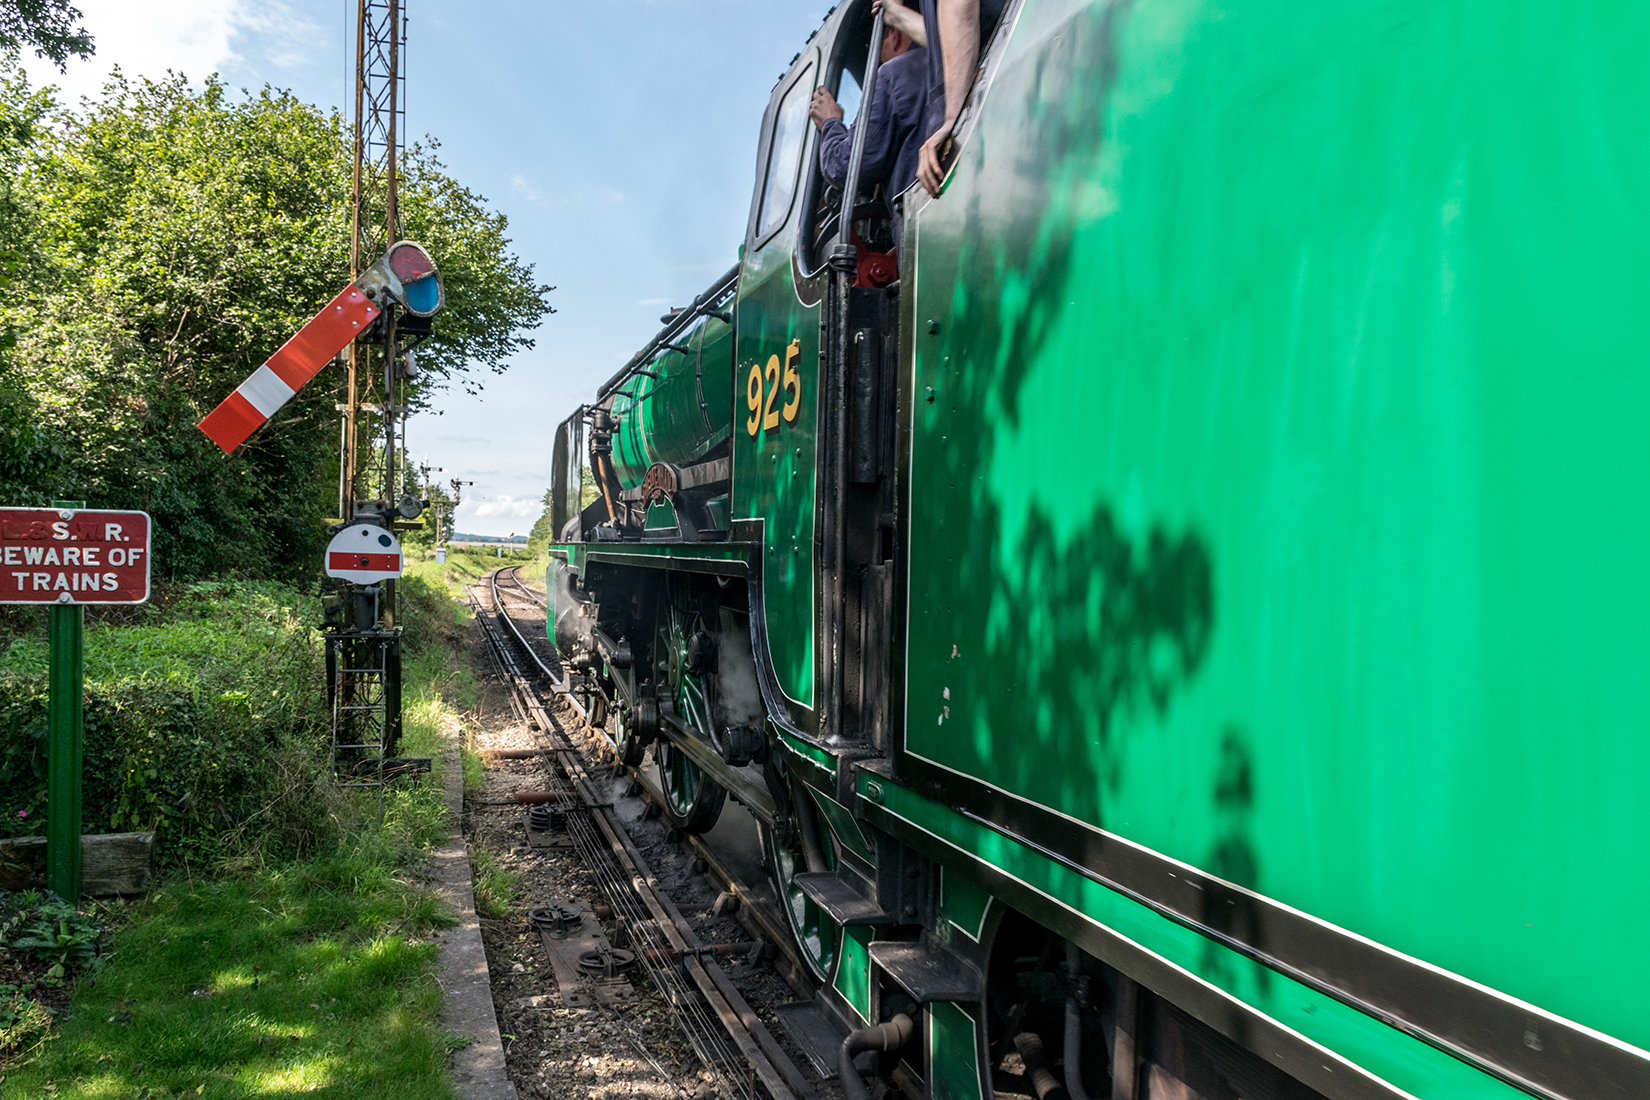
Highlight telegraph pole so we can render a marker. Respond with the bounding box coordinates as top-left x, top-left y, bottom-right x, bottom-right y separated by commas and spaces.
448, 478, 473, 544
193, 2, 440, 796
